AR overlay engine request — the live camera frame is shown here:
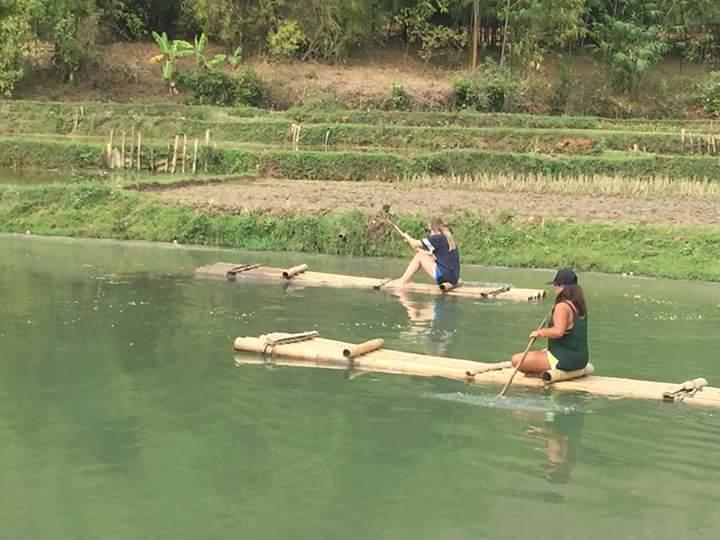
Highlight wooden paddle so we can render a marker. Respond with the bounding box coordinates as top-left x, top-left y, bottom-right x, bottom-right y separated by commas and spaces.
498, 308, 553, 398
386, 217, 408, 240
